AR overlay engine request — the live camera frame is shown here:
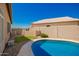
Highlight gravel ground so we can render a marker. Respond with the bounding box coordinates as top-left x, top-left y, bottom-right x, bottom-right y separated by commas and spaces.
2, 40, 30, 56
